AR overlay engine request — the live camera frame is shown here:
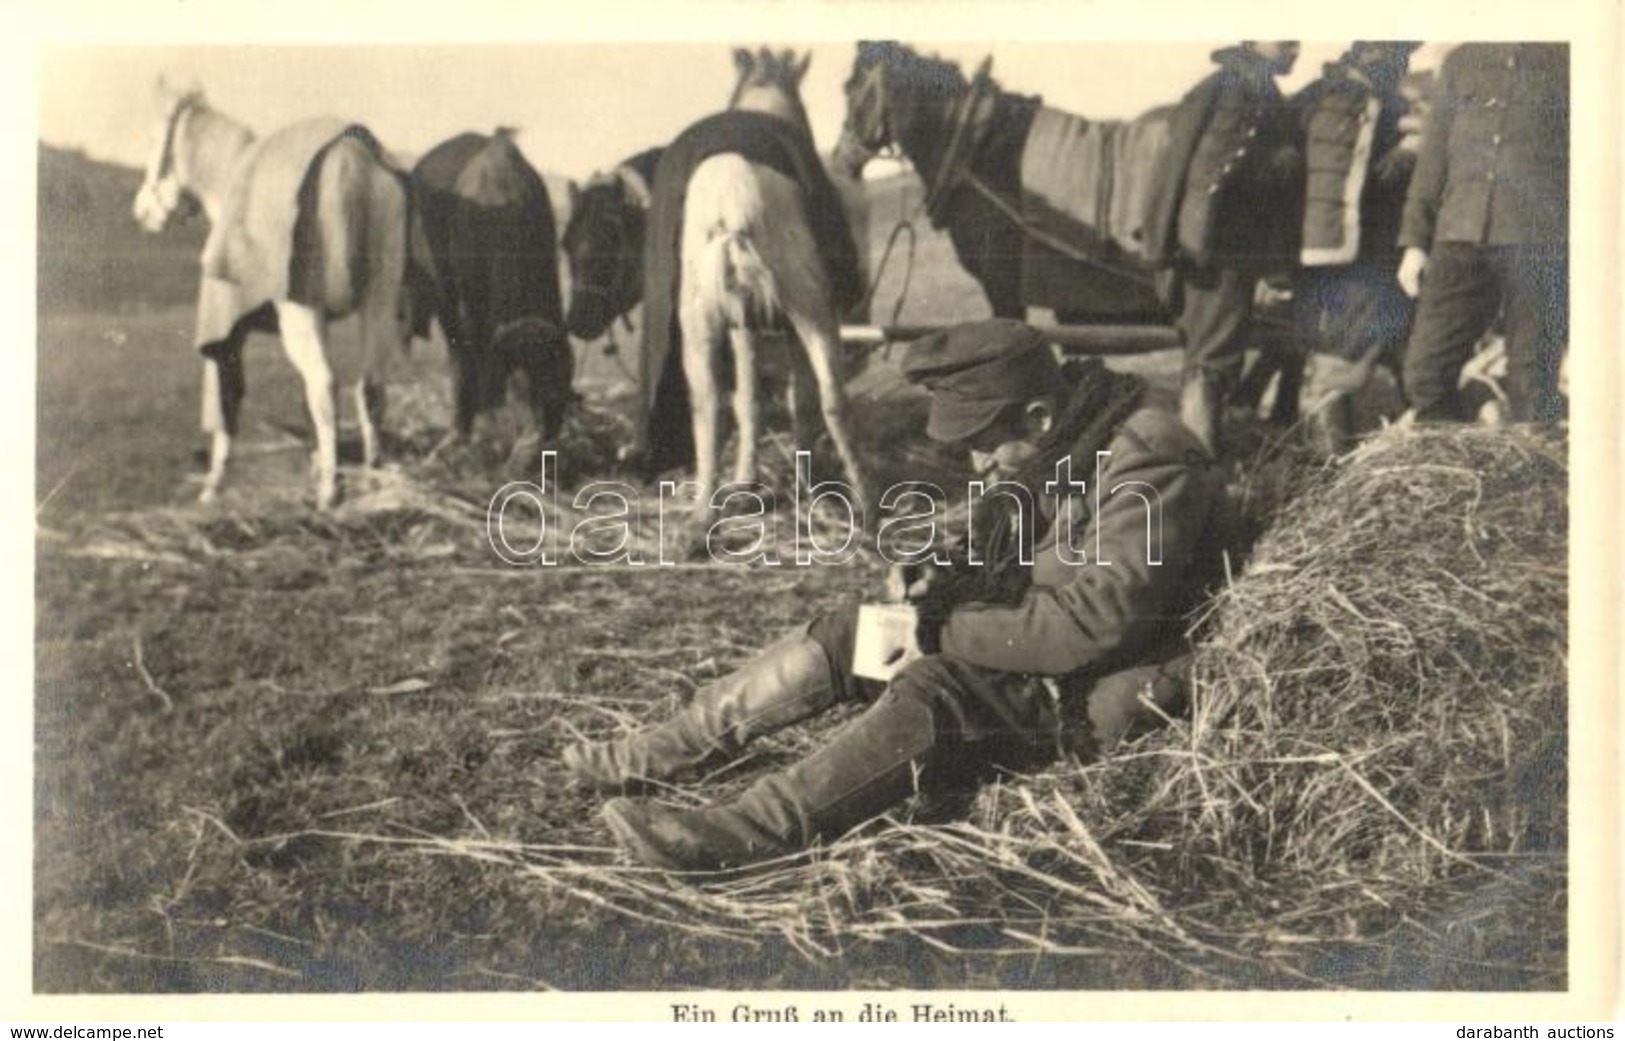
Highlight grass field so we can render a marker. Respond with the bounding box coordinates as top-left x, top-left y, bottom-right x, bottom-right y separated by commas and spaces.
32, 152, 1565, 993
